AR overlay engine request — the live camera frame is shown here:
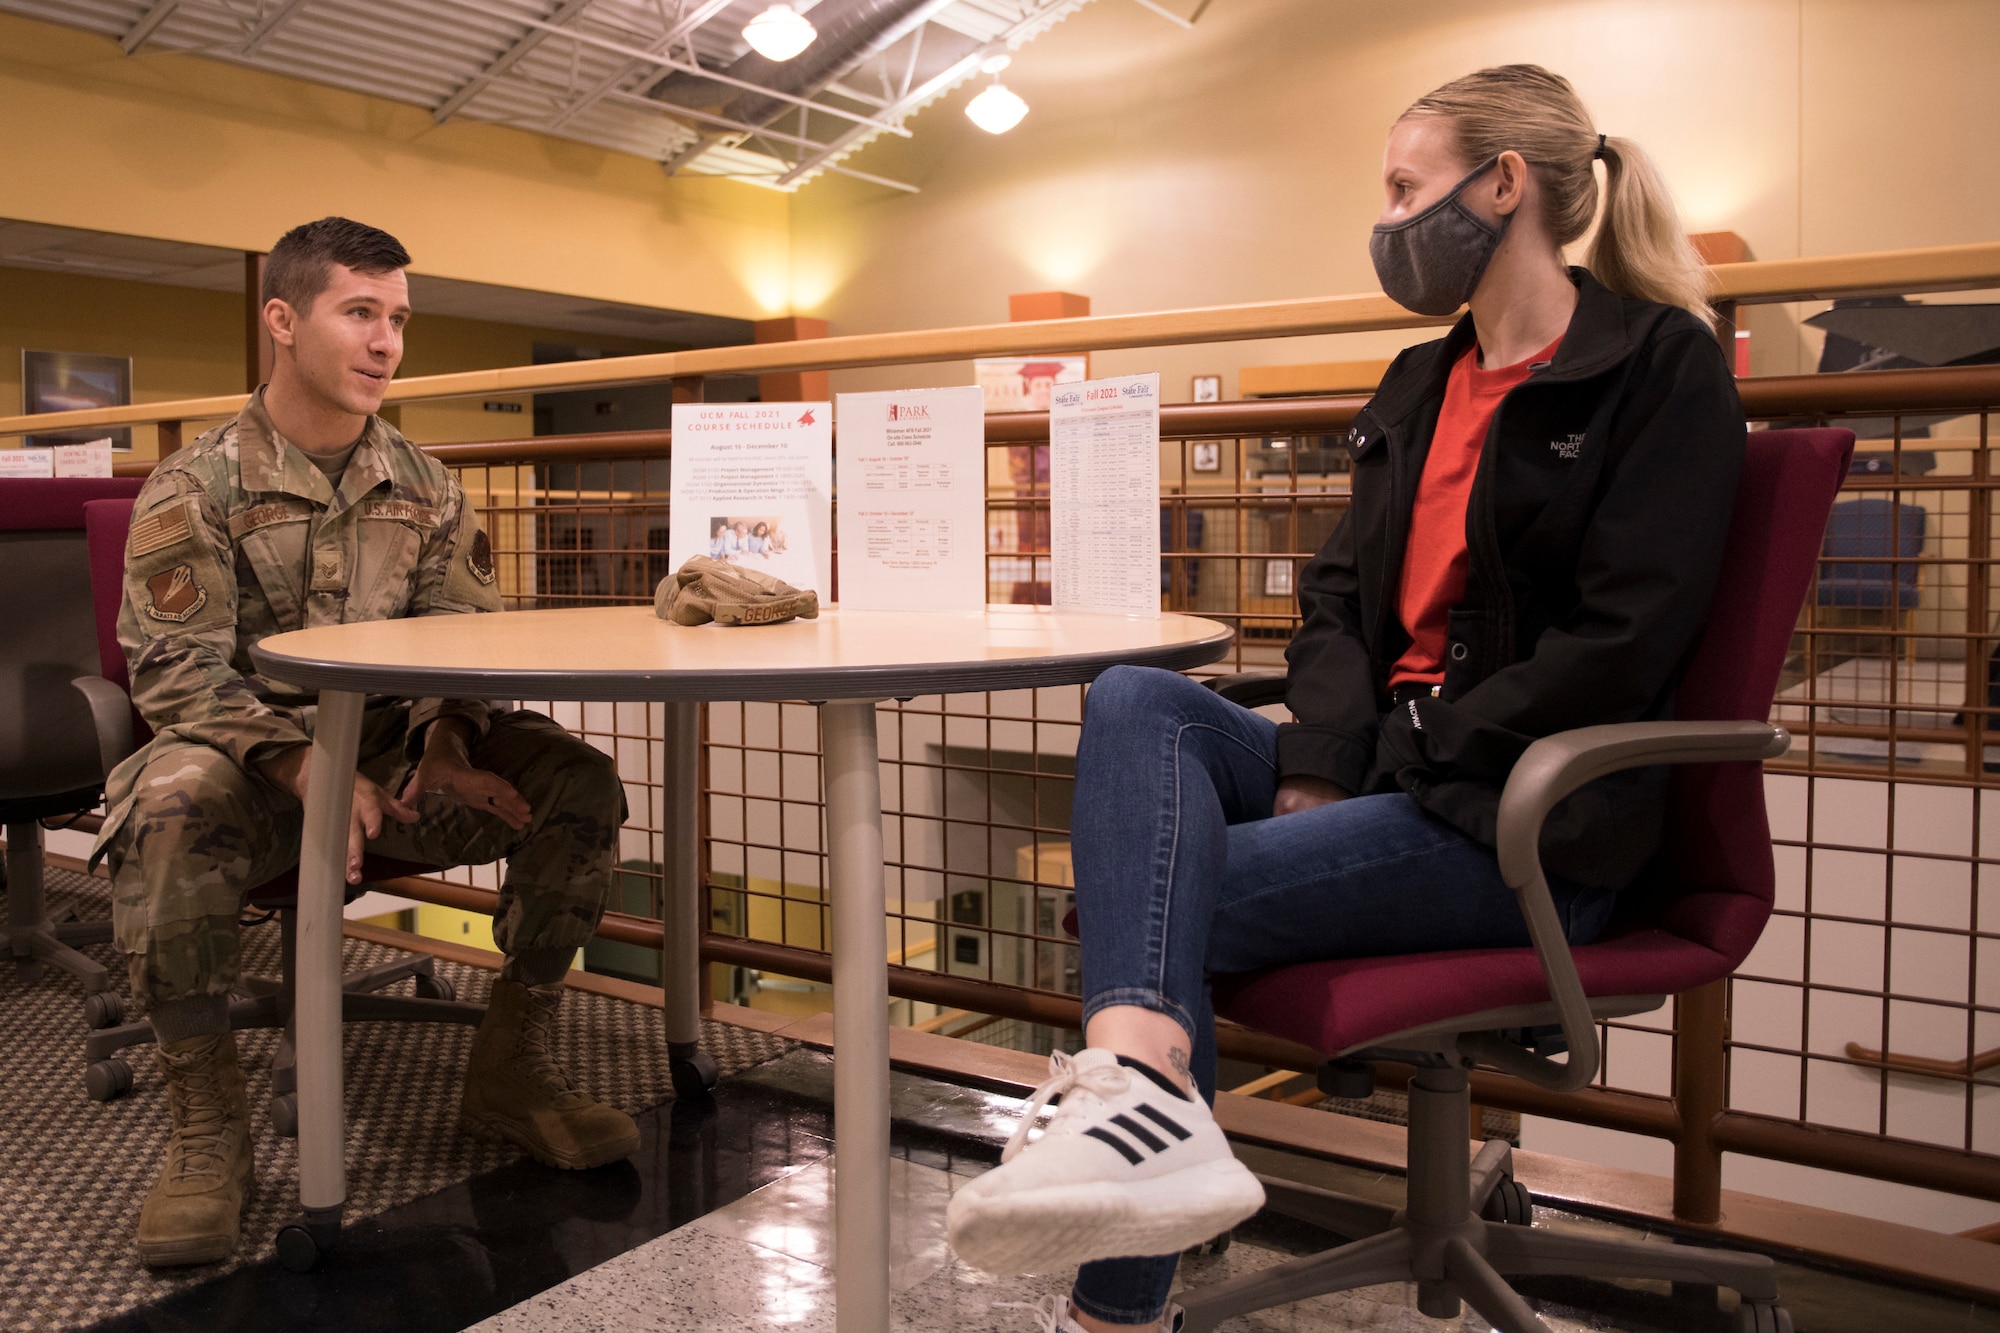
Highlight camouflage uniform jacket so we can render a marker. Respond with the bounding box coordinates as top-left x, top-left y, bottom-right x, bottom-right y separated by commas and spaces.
93, 388, 502, 857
